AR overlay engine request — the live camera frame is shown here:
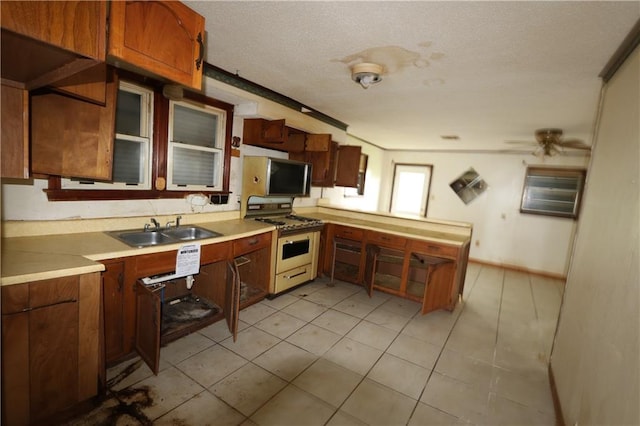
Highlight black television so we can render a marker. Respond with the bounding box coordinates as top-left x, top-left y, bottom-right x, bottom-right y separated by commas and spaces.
266, 157, 312, 197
